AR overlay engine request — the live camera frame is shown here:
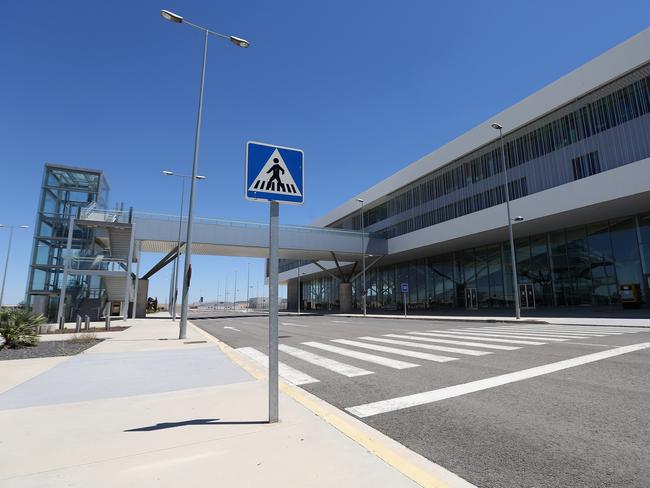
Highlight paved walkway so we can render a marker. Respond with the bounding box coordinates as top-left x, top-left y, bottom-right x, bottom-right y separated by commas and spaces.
0, 318, 472, 488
